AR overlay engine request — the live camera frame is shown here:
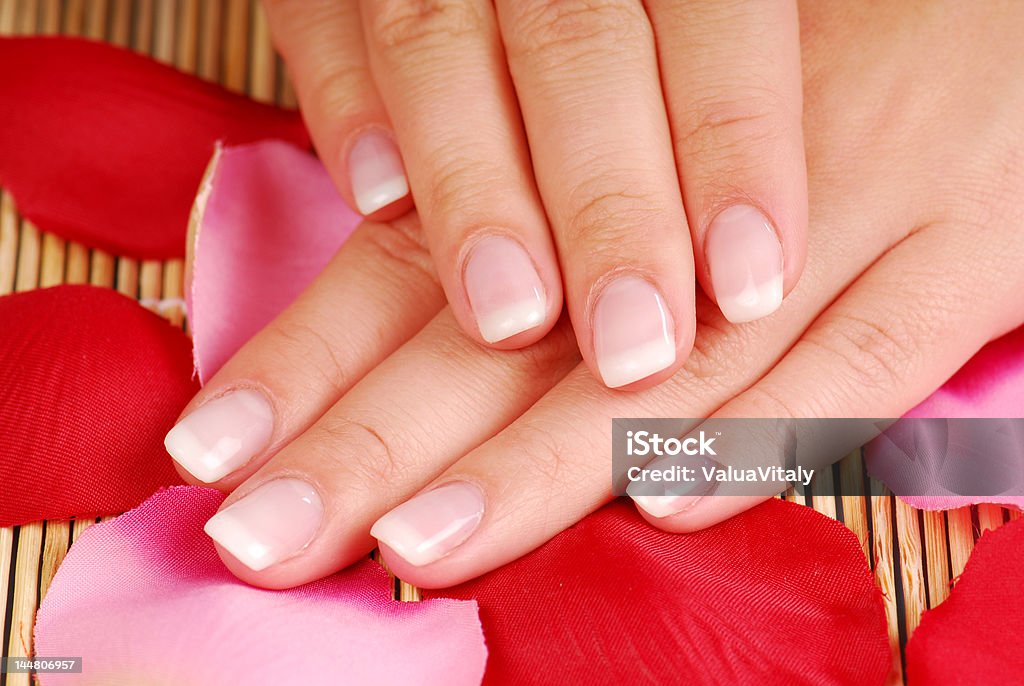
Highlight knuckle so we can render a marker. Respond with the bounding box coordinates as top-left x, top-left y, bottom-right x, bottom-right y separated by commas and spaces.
562, 185, 669, 249
424, 152, 505, 219
266, 320, 353, 392
314, 415, 404, 489
357, 217, 439, 289
504, 0, 650, 64
735, 385, 801, 420
367, 0, 488, 53
304, 61, 373, 122
673, 92, 794, 158
803, 310, 925, 396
